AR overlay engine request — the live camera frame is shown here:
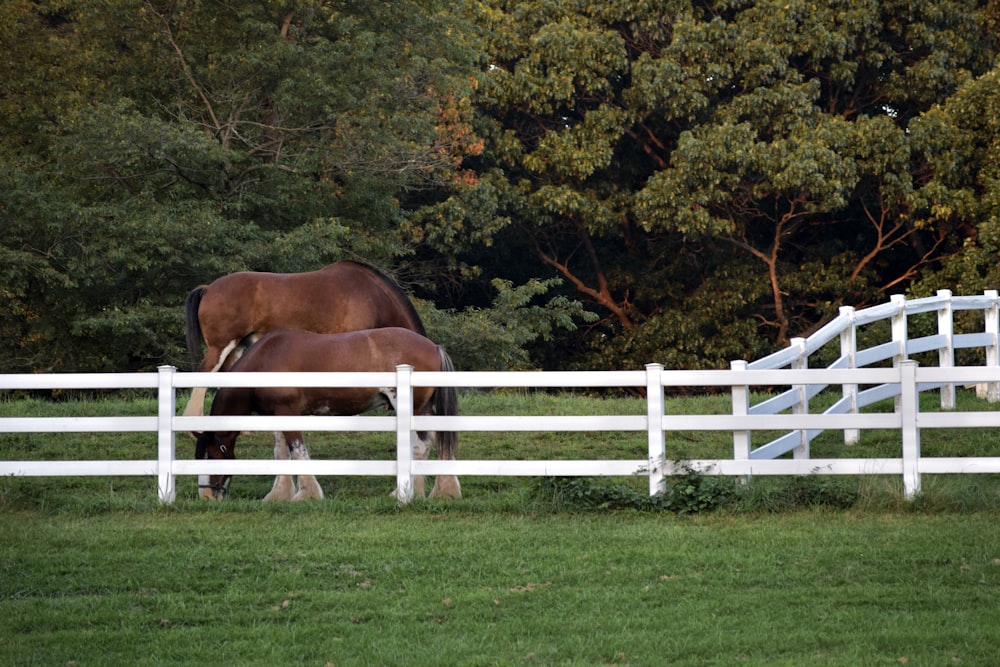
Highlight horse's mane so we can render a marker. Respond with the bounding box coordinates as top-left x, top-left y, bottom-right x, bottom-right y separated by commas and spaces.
339, 260, 427, 336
